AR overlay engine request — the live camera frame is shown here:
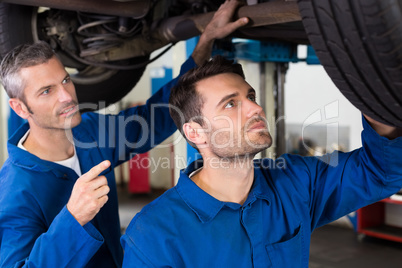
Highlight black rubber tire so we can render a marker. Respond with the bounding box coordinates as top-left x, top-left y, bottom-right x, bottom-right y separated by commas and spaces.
0, 3, 147, 110
298, 0, 402, 127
